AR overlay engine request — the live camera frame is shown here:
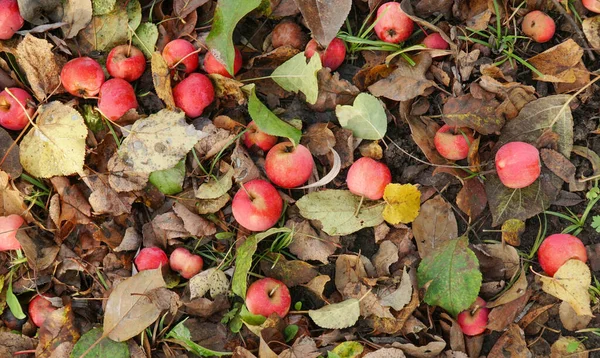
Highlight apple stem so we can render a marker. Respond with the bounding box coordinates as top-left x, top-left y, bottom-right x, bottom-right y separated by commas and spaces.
239, 182, 254, 200
268, 285, 280, 298
354, 195, 364, 217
